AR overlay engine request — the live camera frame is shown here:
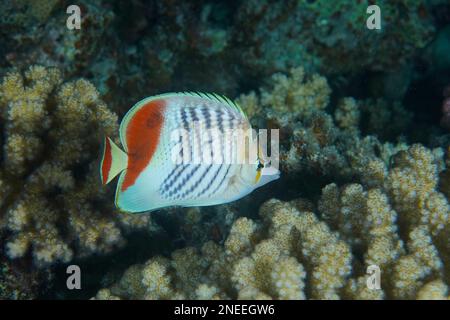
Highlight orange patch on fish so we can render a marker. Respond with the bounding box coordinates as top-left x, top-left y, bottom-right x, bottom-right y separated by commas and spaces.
122, 99, 166, 191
